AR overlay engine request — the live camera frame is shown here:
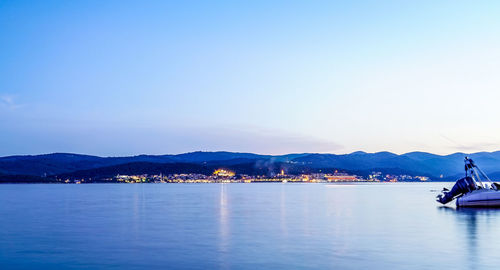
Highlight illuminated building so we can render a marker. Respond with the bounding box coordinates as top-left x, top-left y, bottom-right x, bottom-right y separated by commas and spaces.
213, 169, 236, 177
